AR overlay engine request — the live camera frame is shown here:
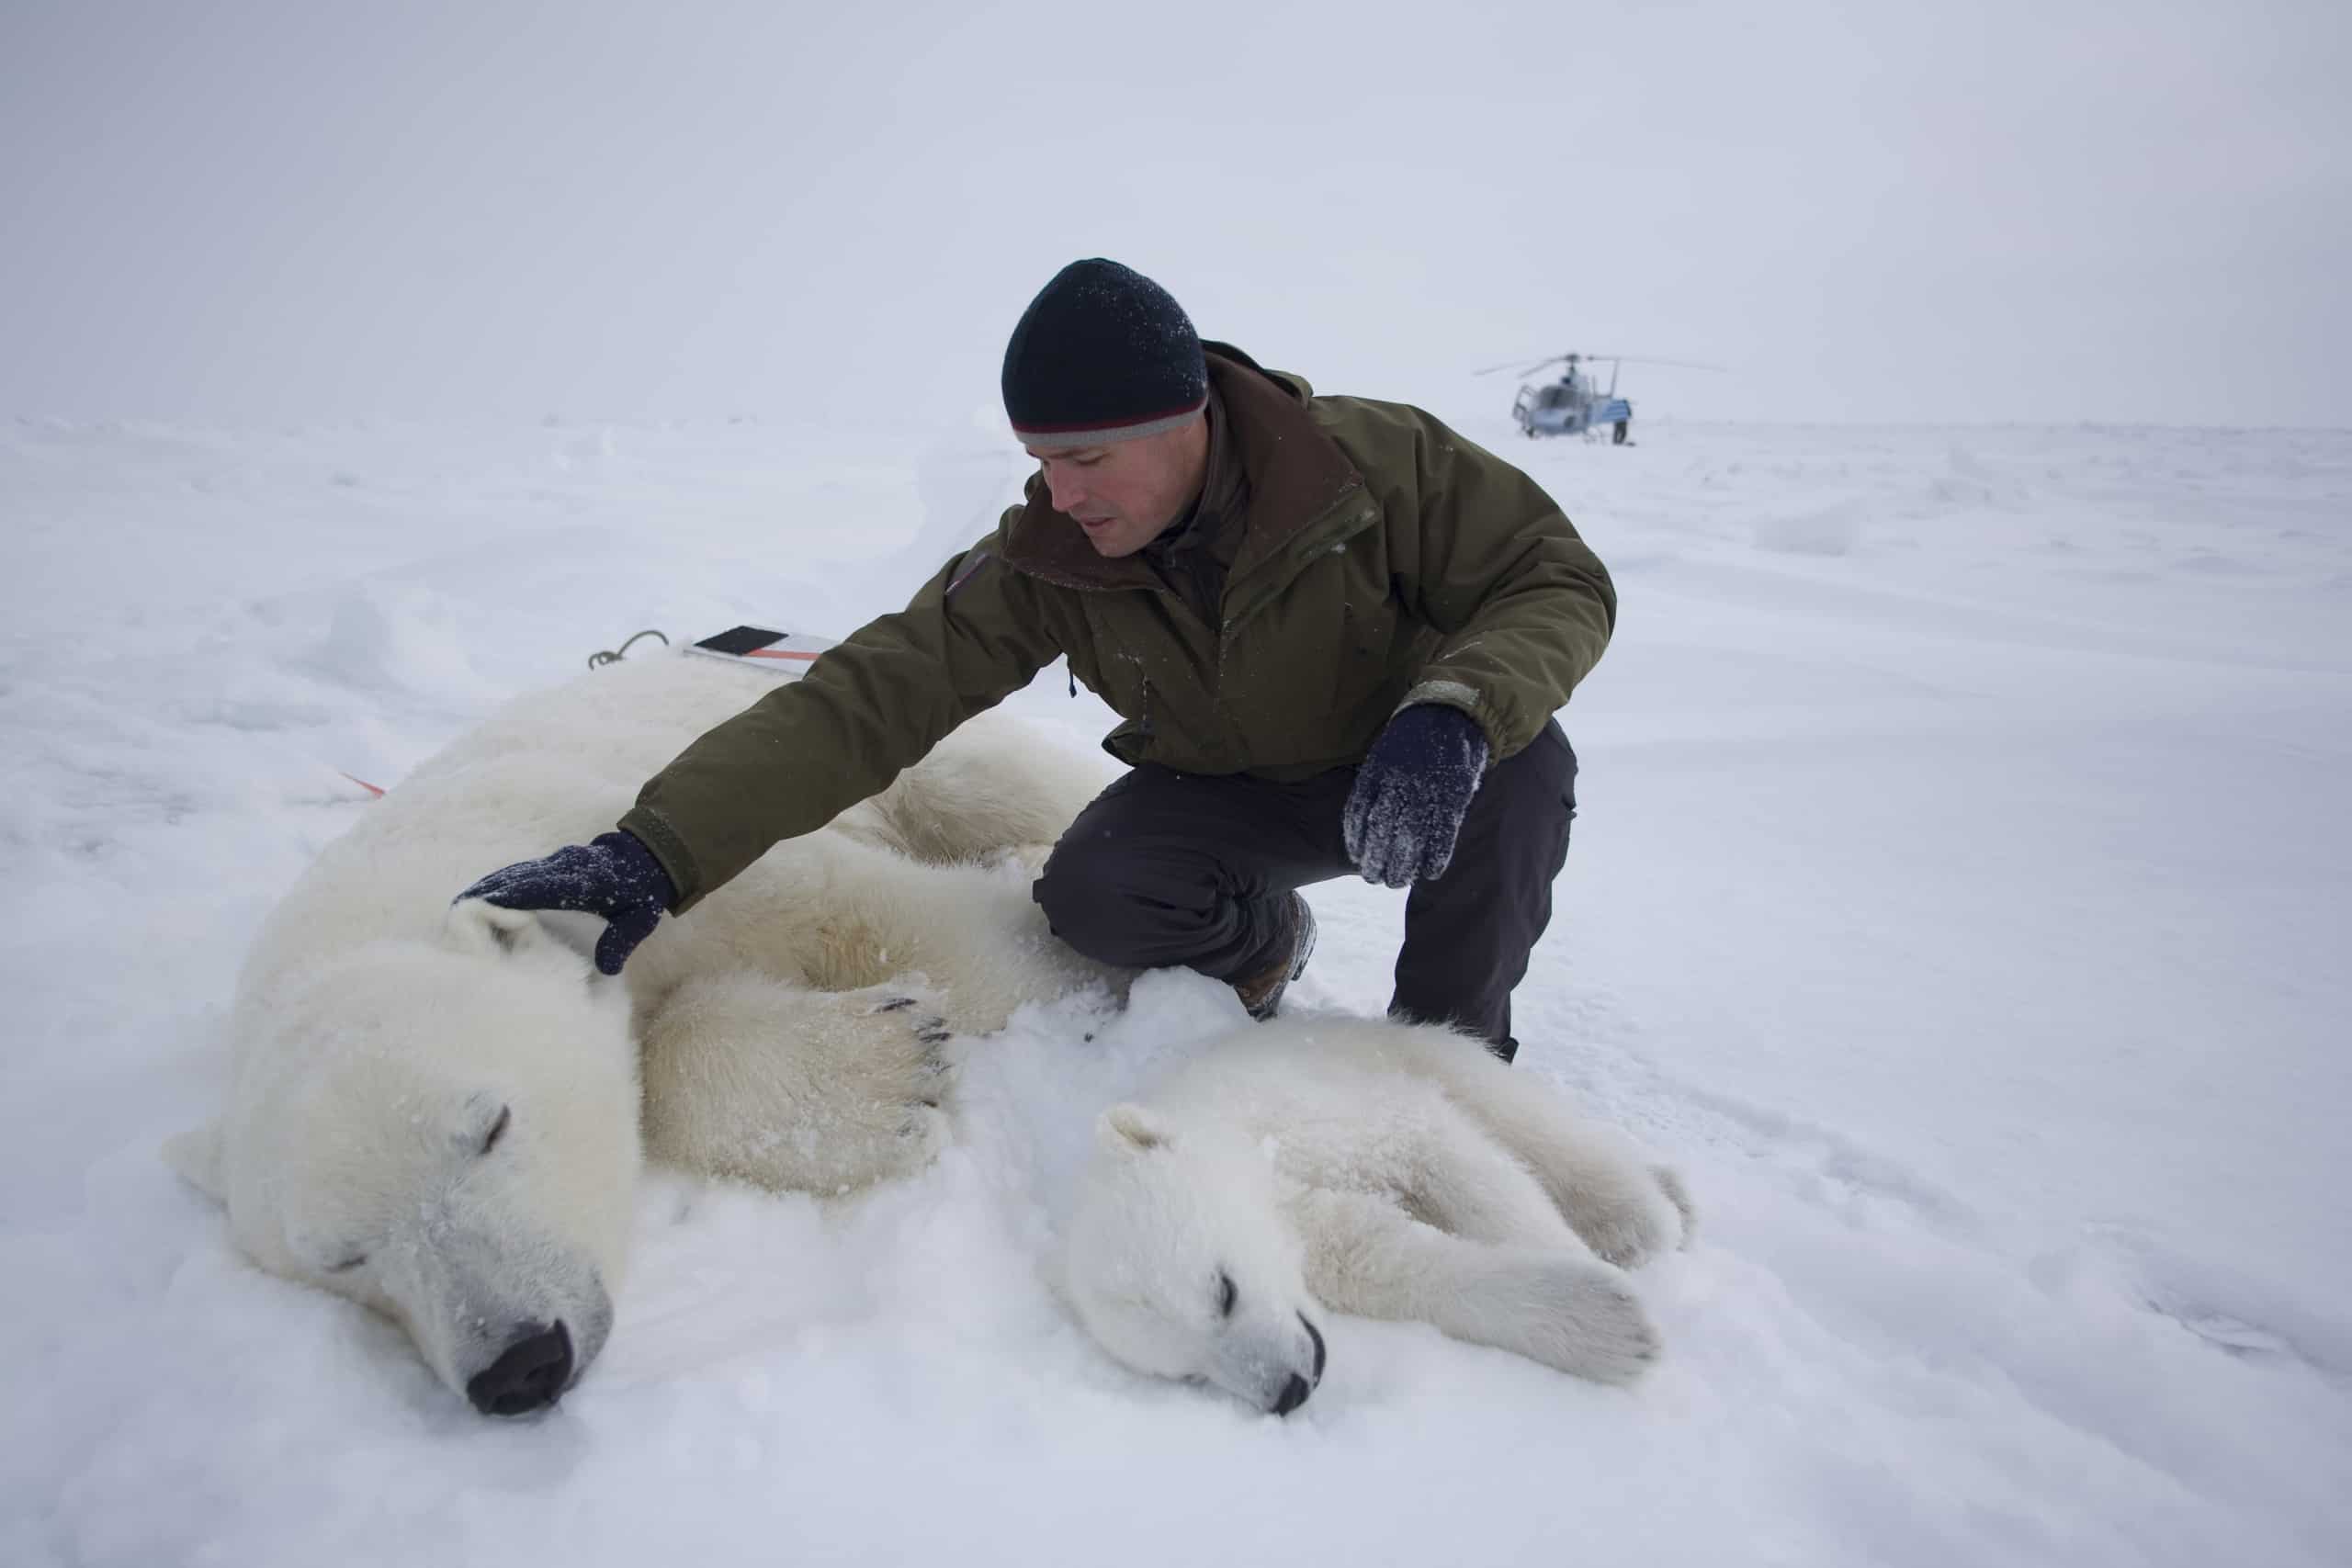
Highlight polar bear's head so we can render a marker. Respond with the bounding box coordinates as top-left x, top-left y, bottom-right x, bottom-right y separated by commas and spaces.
168, 902, 639, 1416
1063, 1103, 1327, 1416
